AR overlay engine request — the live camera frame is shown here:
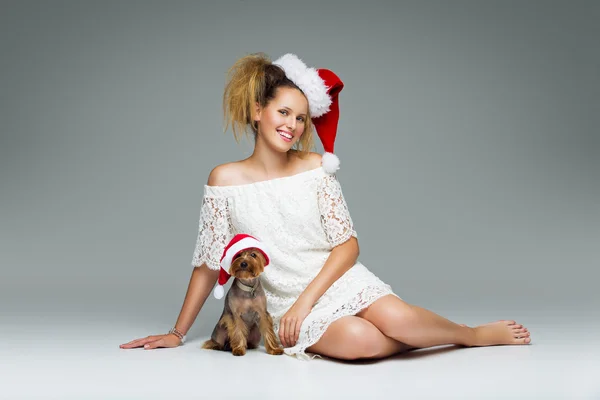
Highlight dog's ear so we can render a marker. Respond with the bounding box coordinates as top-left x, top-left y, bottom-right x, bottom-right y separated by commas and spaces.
254, 250, 267, 266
